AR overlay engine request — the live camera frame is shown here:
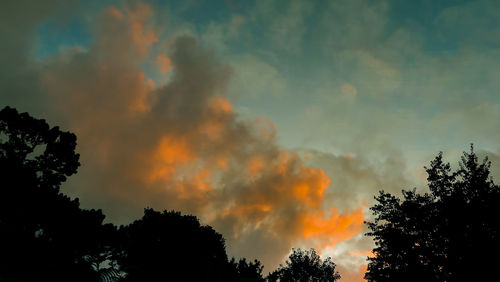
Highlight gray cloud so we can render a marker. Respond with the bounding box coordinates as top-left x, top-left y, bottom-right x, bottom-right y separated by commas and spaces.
3, 1, 499, 280
251, 0, 314, 53
1, 3, 366, 274
0, 0, 80, 114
